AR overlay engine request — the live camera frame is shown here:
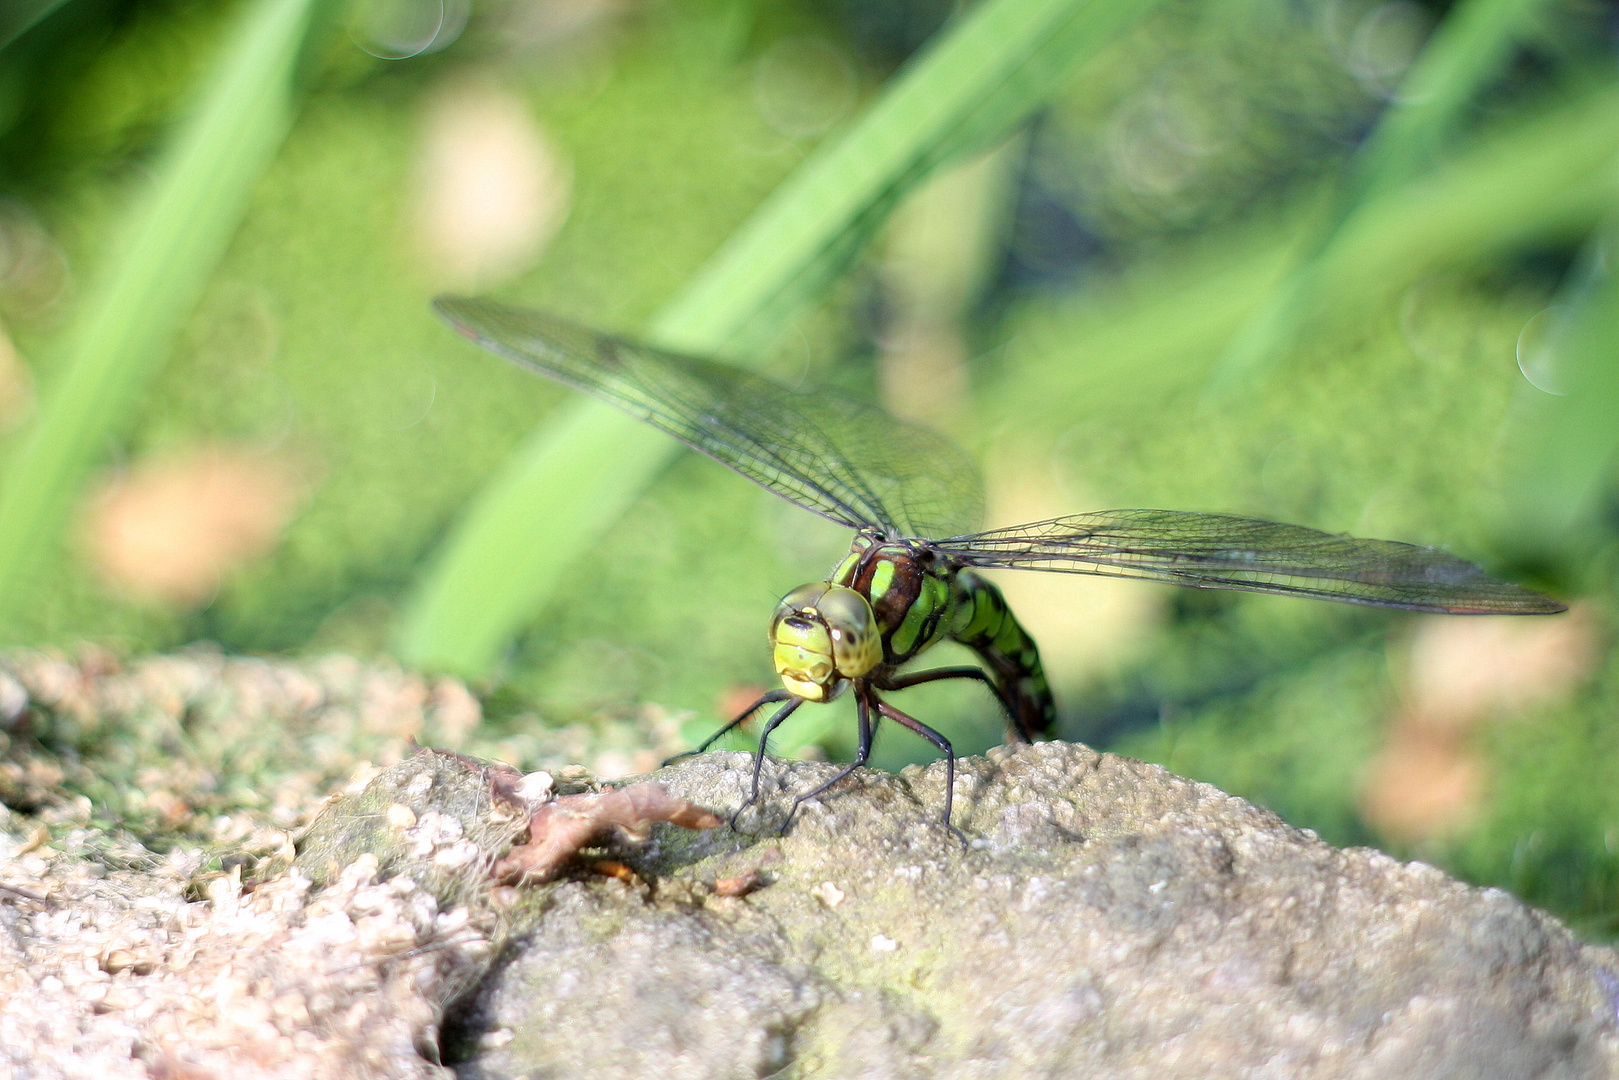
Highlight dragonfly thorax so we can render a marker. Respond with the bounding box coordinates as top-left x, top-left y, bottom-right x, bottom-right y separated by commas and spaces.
770, 583, 882, 701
